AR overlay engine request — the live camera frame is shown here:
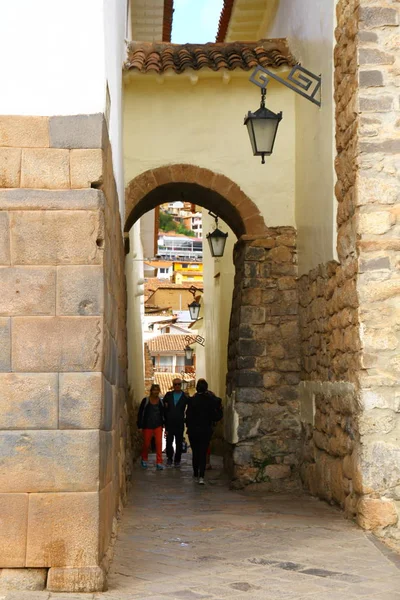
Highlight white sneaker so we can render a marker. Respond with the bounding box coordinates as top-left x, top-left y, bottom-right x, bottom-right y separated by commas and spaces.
198, 477, 205, 485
